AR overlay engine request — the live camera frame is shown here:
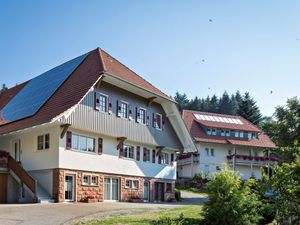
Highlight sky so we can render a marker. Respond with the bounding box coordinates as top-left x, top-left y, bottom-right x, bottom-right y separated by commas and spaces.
1, 0, 300, 116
